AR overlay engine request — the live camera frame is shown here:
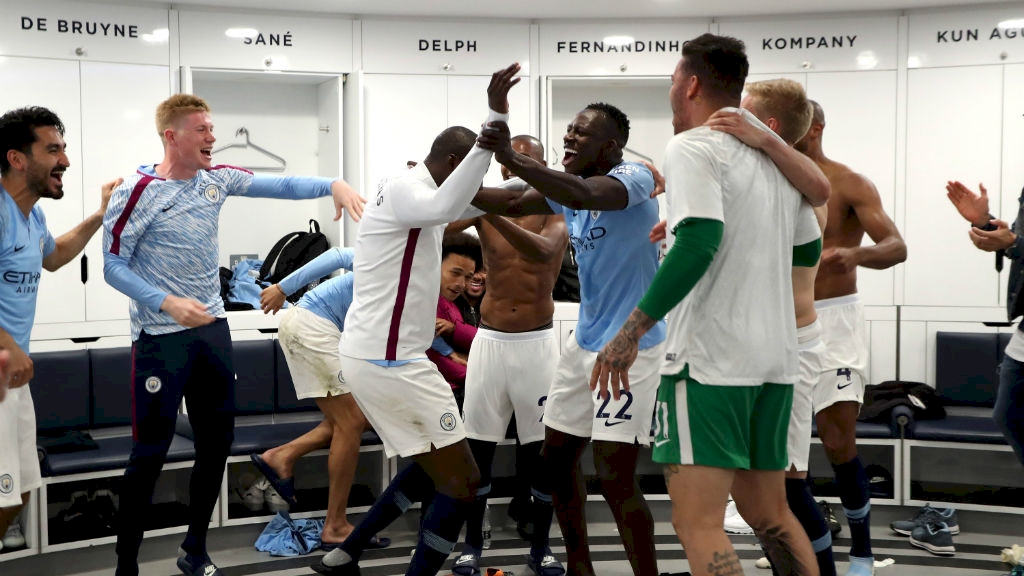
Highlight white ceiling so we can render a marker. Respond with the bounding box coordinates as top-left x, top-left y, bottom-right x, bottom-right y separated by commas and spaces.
127, 0, 1013, 20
